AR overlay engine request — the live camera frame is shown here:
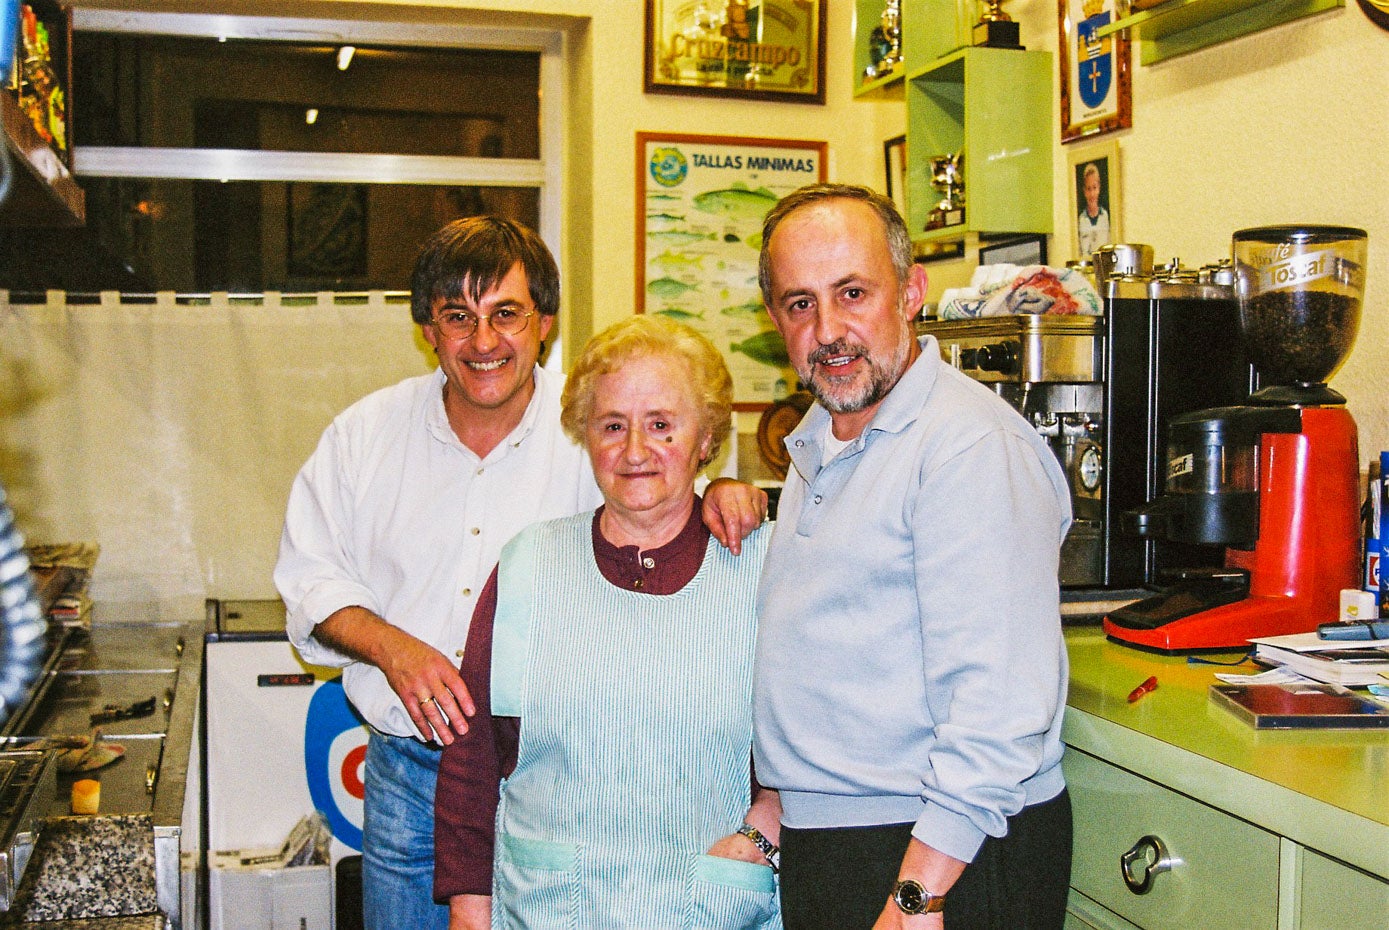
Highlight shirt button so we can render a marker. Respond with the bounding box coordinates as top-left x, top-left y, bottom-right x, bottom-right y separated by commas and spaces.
813, 494, 822, 504
461, 588, 472, 597
794, 440, 804, 448
633, 578, 644, 589
642, 557, 655, 569
470, 527, 480, 536
476, 467, 484, 475
456, 649, 464, 658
